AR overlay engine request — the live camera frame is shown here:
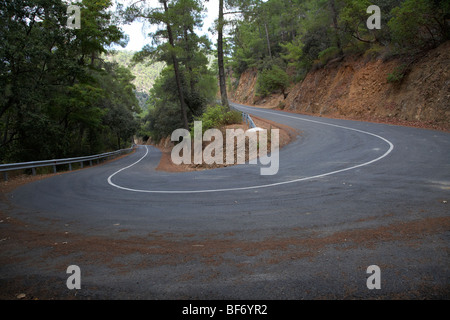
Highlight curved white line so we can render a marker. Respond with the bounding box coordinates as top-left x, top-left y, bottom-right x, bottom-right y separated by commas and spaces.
107, 108, 394, 193
107, 146, 149, 186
